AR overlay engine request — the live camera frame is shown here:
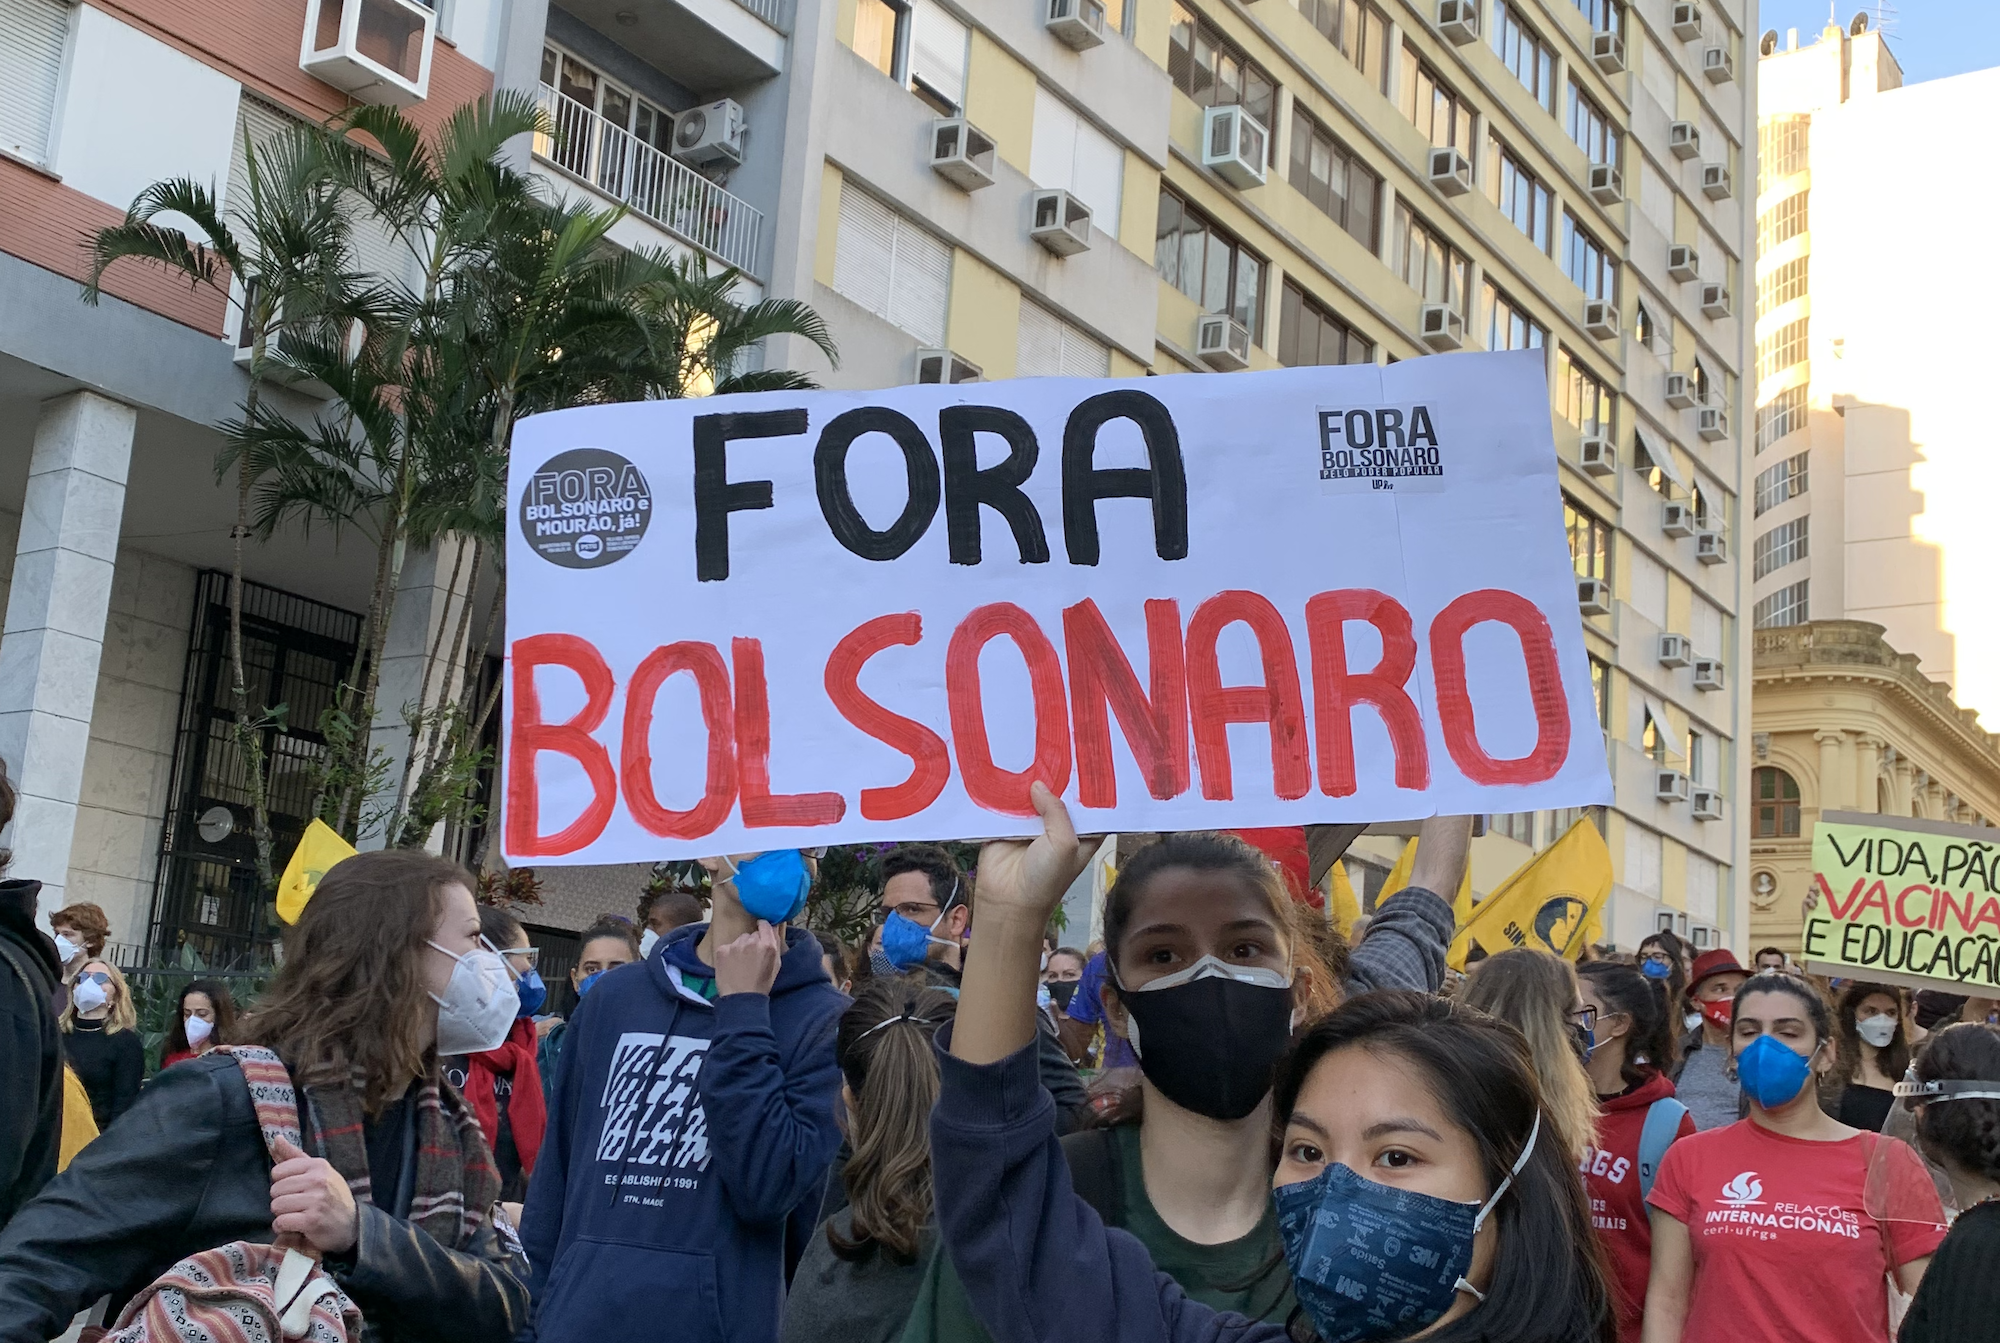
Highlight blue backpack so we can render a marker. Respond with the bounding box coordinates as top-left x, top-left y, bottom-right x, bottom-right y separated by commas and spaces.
1636, 1097, 1689, 1199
